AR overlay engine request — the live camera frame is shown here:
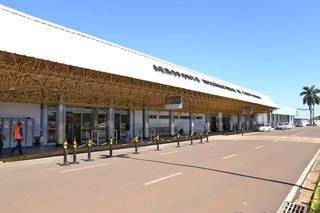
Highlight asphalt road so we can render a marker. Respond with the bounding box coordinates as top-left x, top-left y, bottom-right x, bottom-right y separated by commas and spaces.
0, 127, 319, 213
